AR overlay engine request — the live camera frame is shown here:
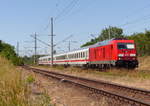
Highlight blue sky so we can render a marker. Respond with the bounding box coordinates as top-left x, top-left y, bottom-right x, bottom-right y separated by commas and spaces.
0, 0, 150, 56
